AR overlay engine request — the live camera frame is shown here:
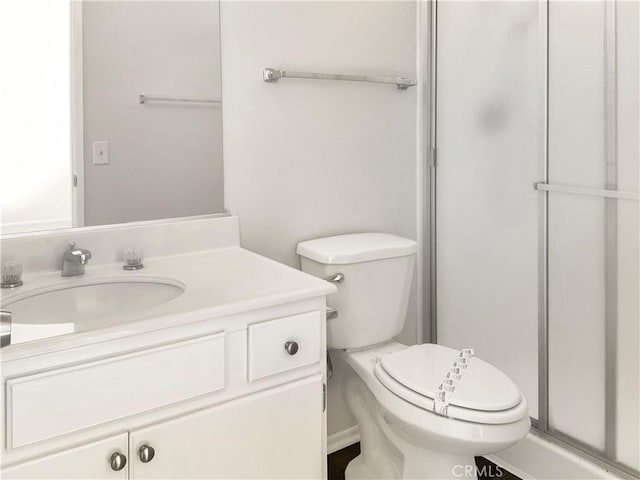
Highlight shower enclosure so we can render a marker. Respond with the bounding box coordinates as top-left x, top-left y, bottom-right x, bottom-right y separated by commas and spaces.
429, 1, 639, 477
